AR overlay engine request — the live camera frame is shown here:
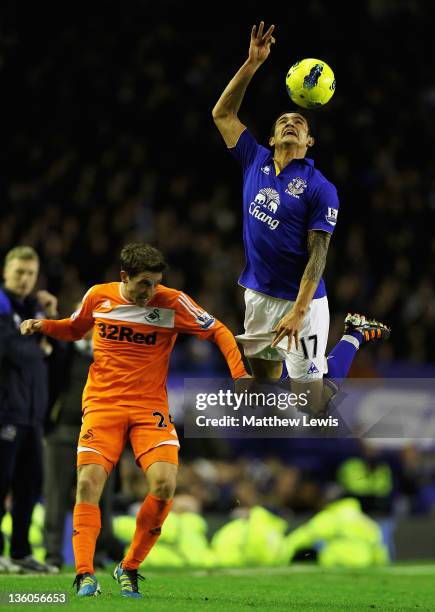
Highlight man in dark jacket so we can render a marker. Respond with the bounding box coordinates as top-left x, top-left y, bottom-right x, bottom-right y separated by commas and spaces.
0, 246, 58, 573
